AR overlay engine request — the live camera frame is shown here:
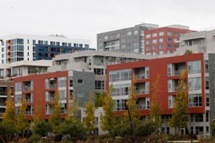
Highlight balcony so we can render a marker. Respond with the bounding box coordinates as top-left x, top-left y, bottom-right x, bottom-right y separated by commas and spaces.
137, 98, 150, 110
46, 78, 57, 89
133, 67, 149, 81
46, 91, 55, 102
168, 63, 186, 77
26, 93, 33, 103
23, 81, 33, 91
